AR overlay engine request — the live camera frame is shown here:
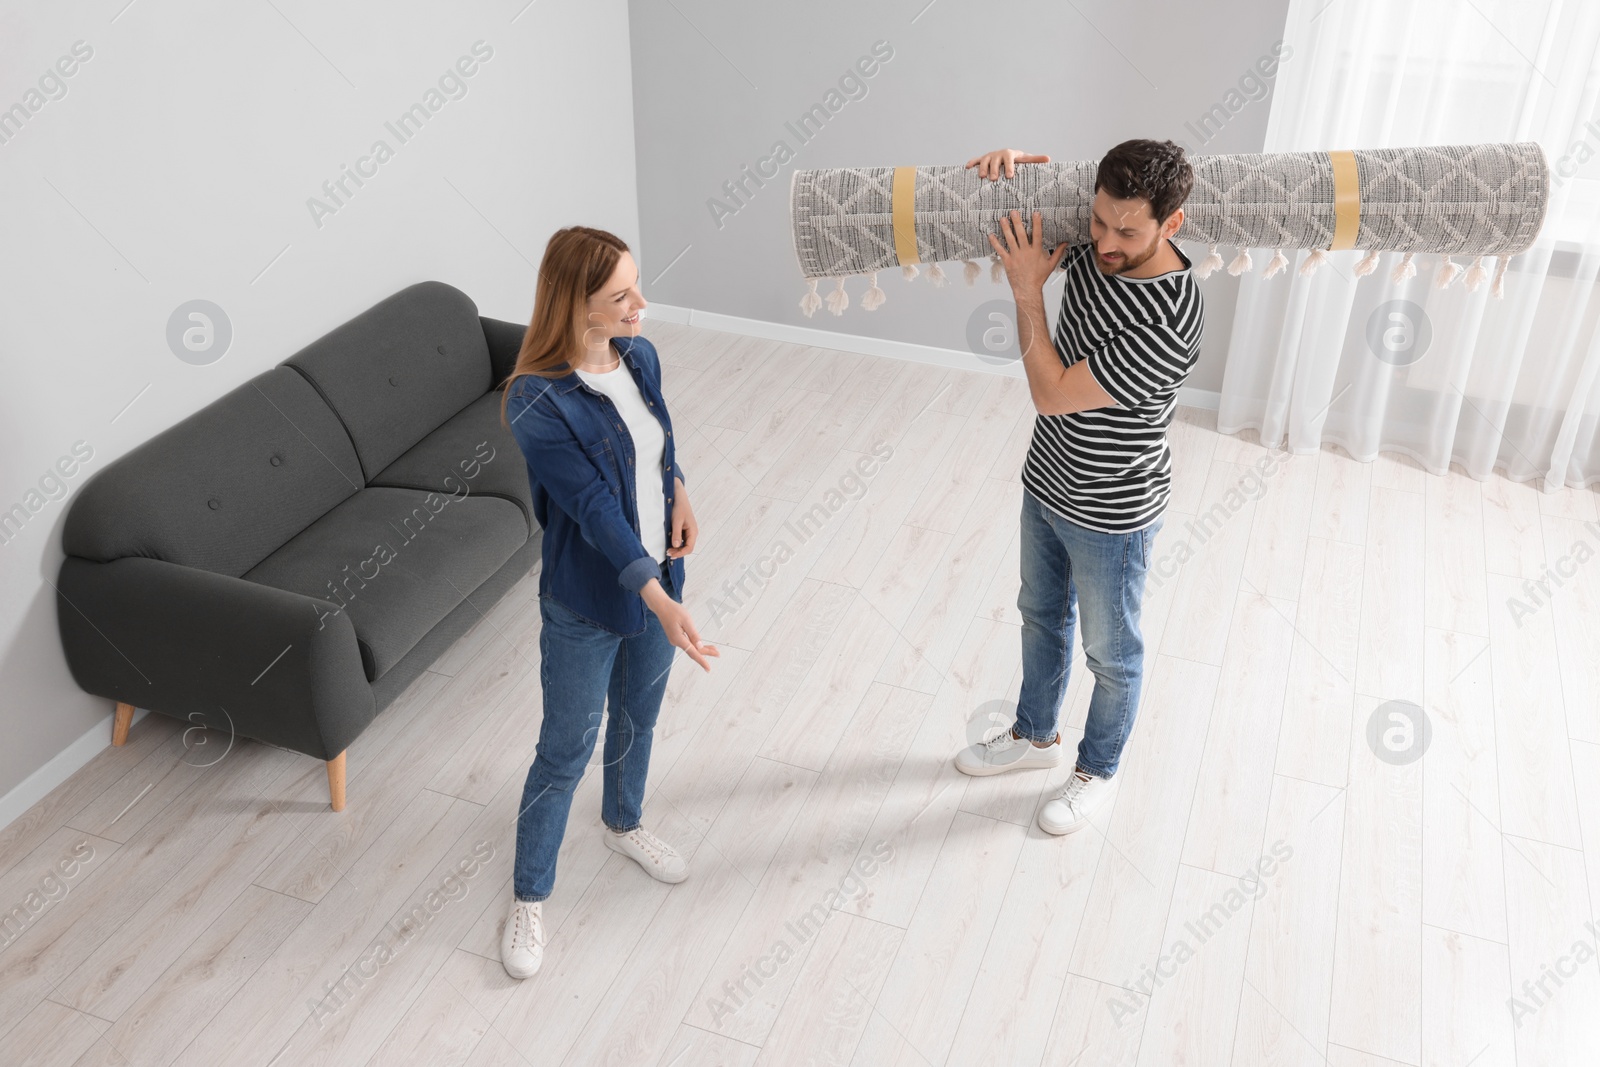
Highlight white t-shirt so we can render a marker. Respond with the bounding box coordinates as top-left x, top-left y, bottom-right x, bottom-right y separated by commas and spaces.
576, 362, 668, 563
